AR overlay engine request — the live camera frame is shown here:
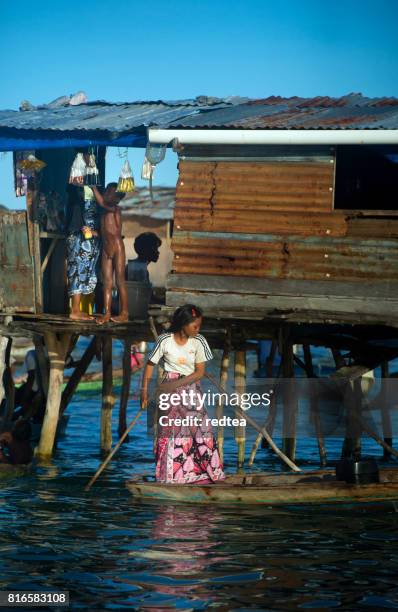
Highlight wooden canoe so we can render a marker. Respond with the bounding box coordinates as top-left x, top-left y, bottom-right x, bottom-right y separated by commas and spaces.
126, 467, 398, 506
